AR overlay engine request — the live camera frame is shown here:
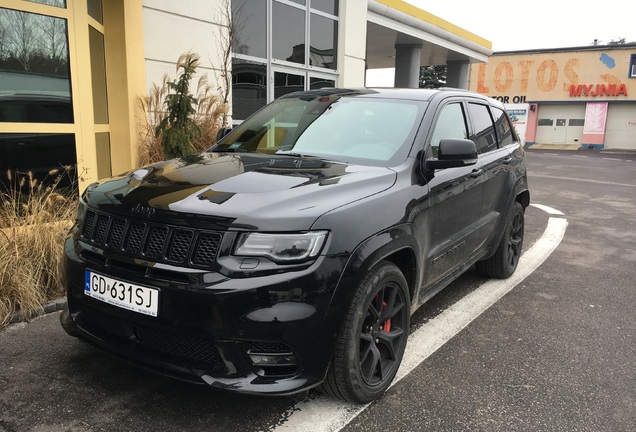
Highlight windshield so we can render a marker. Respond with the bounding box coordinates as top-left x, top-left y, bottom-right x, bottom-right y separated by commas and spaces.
212, 95, 427, 166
